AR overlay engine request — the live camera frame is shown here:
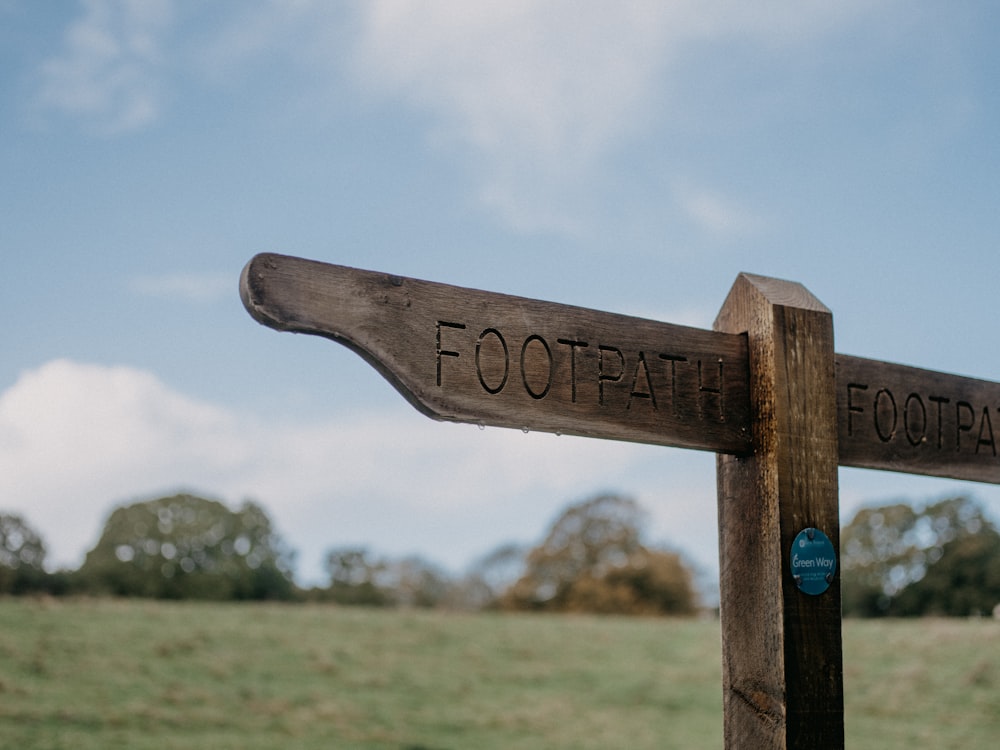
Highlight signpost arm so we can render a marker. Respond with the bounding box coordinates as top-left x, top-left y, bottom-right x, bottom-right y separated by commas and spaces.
714, 274, 843, 749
